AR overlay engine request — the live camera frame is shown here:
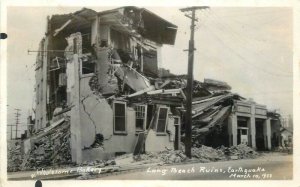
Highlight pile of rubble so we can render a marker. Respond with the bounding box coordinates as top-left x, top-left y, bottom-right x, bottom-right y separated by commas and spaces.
134, 152, 161, 164
158, 149, 187, 164
22, 120, 72, 170
7, 142, 23, 172
191, 144, 259, 161
220, 144, 259, 159
133, 149, 187, 164
134, 144, 258, 165
192, 145, 226, 162
79, 159, 116, 167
